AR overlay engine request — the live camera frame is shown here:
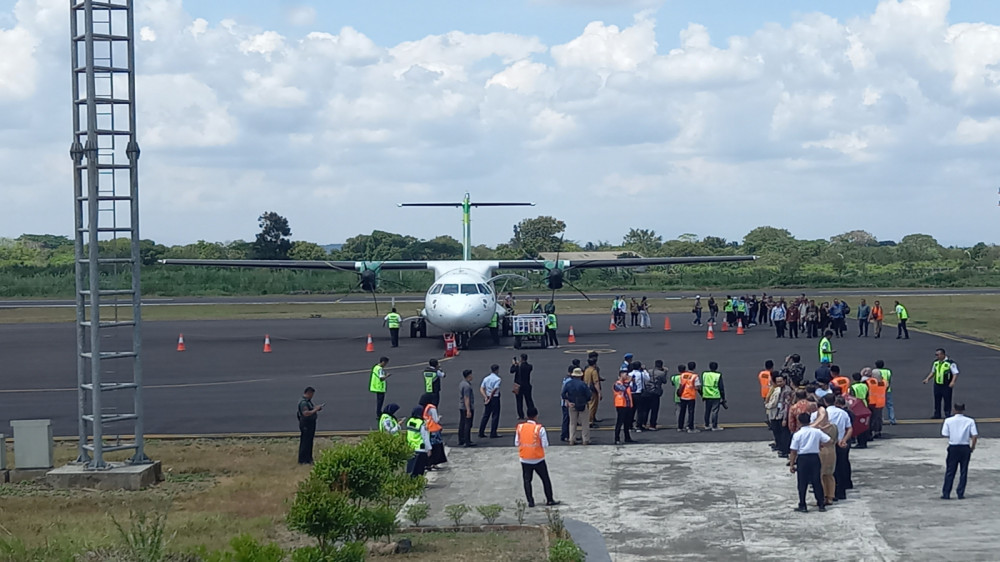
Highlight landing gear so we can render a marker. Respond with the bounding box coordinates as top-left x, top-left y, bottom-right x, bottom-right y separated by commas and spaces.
457, 331, 471, 350
410, 319, 427, 338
